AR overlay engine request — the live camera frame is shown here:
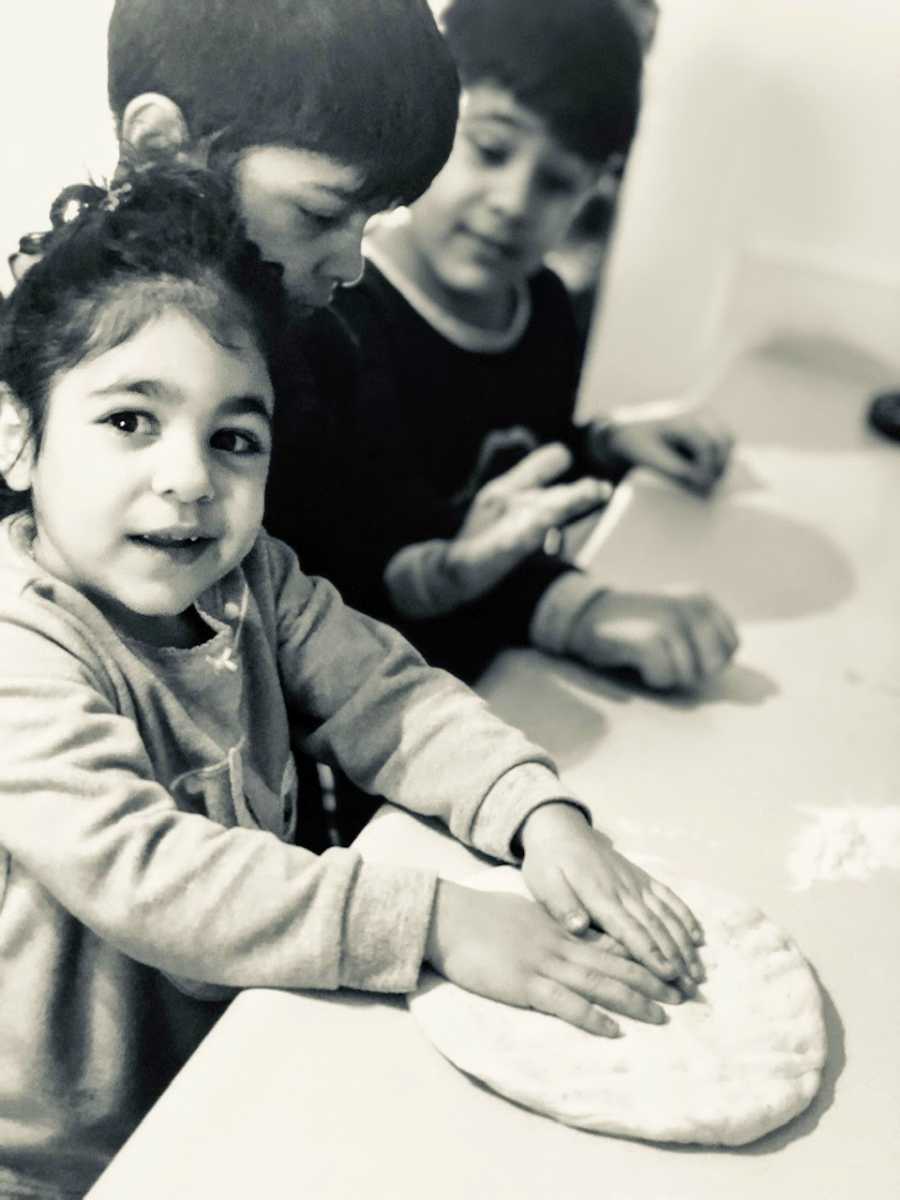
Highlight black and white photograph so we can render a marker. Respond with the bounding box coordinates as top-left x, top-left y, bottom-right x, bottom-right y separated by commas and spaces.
0, 2, 897, 1197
